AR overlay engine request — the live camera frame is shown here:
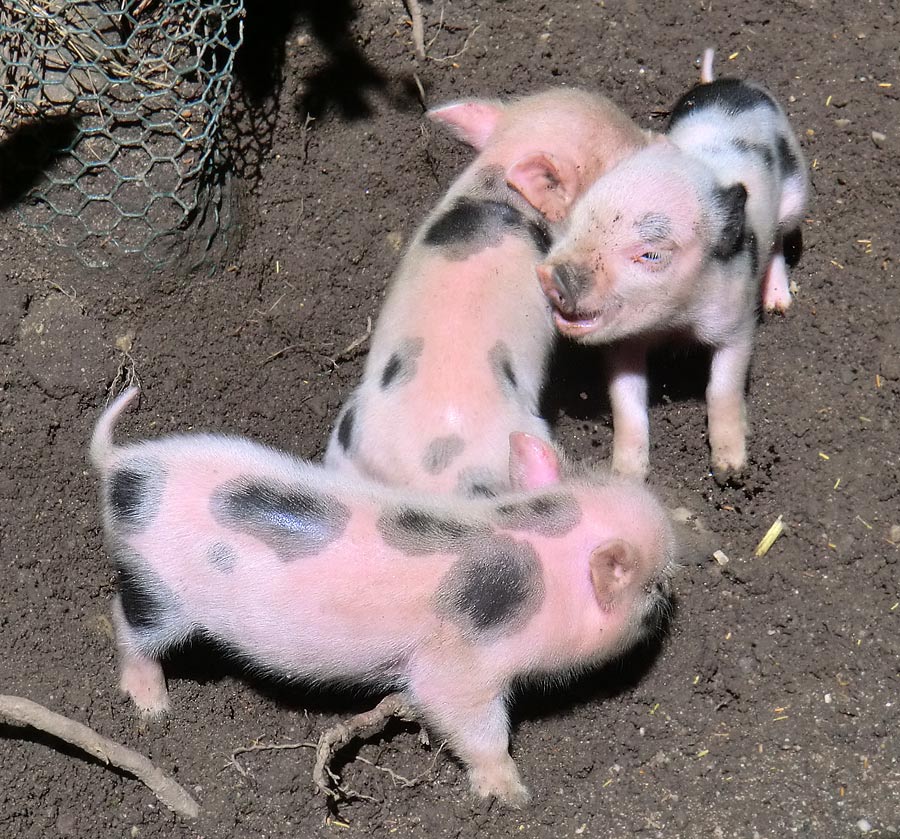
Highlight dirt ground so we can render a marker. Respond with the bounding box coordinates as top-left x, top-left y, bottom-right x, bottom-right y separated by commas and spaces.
1, 0, 898, 836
